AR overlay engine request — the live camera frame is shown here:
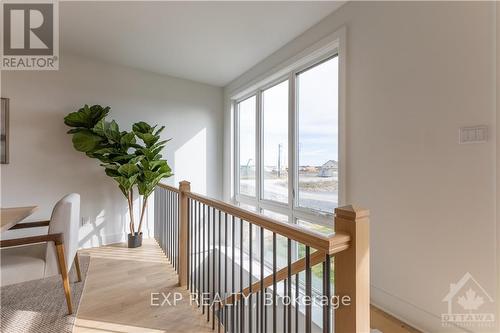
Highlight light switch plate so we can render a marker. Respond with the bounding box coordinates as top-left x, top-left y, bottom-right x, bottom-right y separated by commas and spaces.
459, 126, 488, 144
